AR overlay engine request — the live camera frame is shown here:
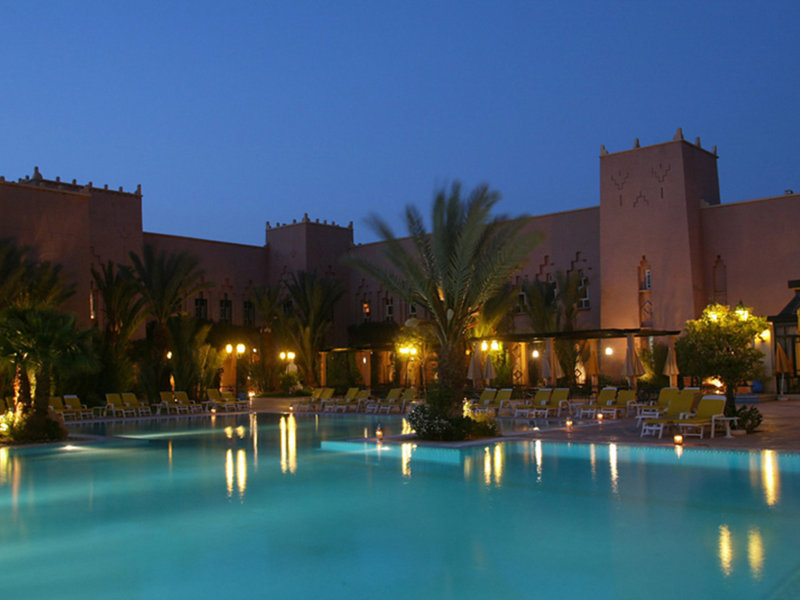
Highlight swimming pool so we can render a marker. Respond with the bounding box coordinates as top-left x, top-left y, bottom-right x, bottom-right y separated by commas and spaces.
1, 413, 798, 599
